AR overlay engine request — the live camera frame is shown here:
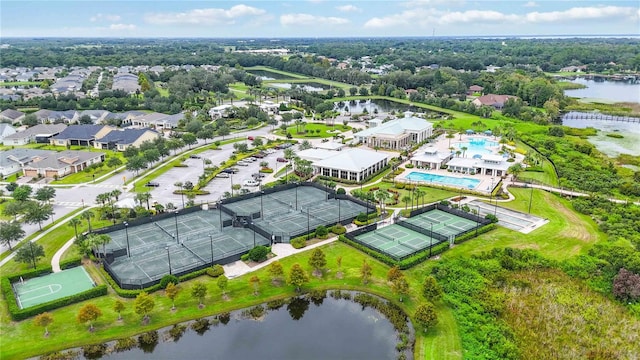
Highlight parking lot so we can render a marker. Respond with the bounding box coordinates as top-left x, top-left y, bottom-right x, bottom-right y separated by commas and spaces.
146, 141, 288, 206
